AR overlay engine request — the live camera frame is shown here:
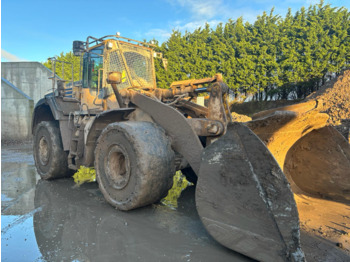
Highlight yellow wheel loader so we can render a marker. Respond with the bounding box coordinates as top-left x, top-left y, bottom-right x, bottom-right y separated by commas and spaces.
32, 34, 350, 262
